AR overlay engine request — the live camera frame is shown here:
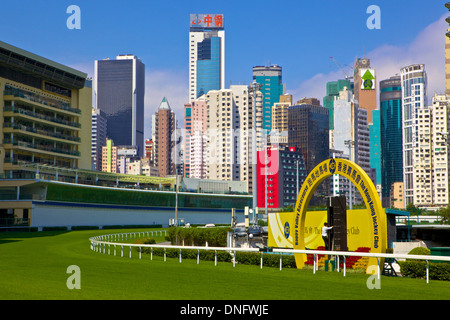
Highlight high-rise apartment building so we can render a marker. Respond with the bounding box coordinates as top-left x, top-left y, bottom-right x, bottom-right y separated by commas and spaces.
380, 75, 403, 207
102, 138, 118, 173
409, 94, 450, 207
353, 57, 377, 124
0, 41, 92, 175
430, 94, 450, 206
252, 65, 285, 132
271, 94, 292, 147
446, 26, 450, 96
205, 85, 262, 192
94, 54, 145, 158
91, 108, 107, 171
184, 96, 208, 179
400, 64, 427, 207
154, 97, 176, 177
189, 14, 225, 103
